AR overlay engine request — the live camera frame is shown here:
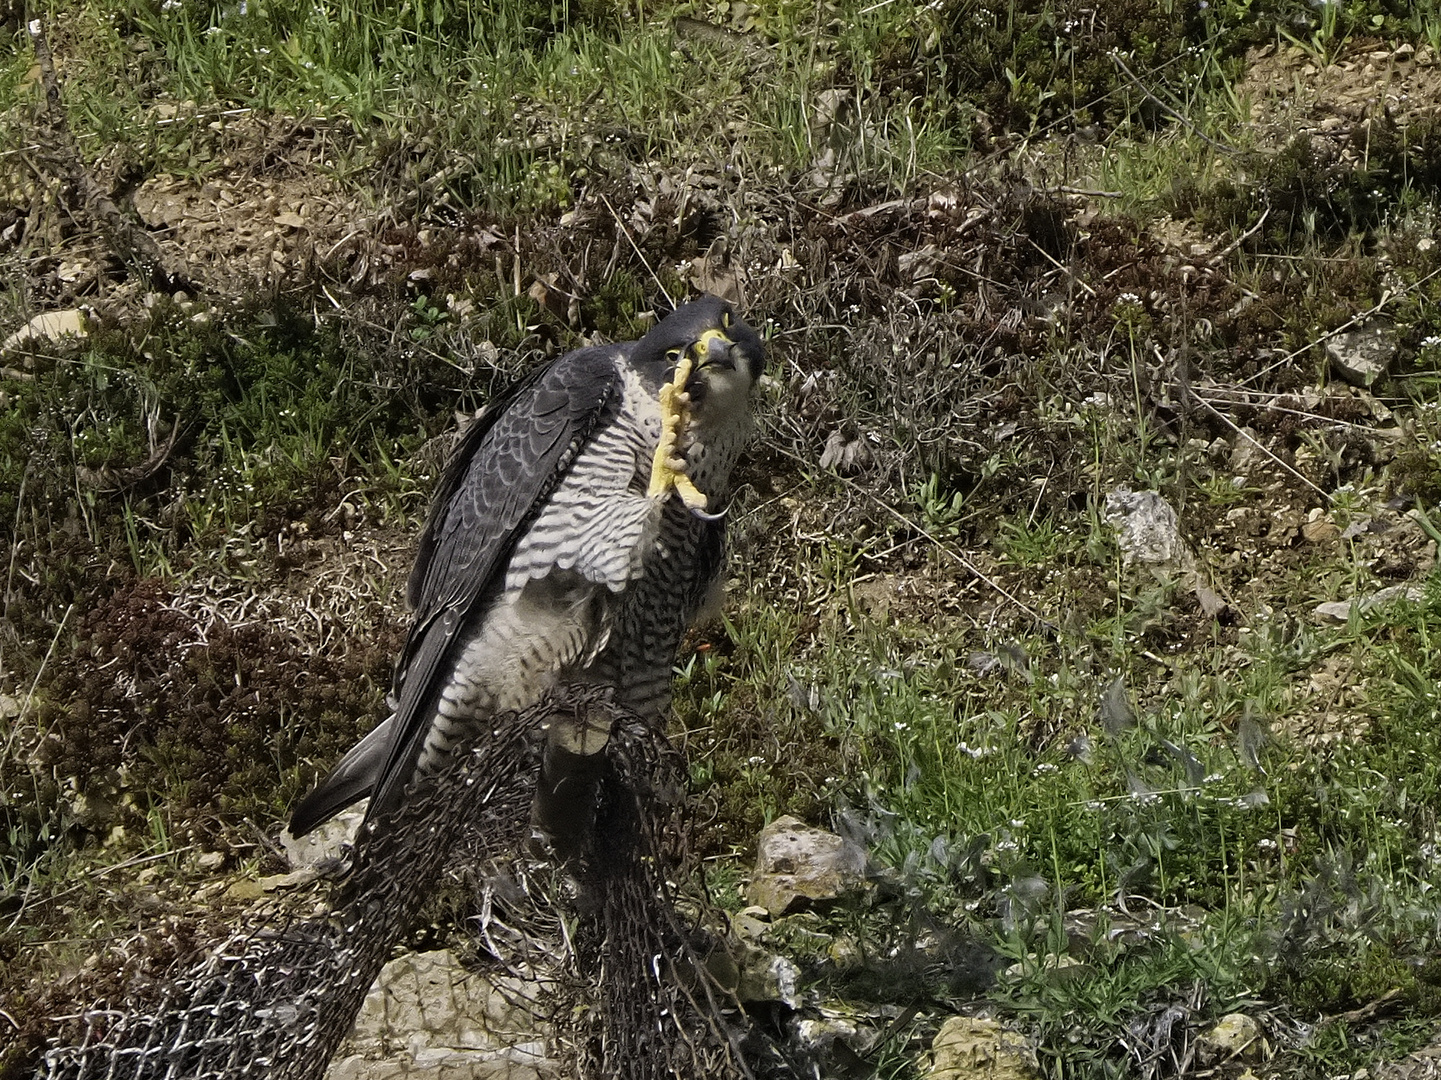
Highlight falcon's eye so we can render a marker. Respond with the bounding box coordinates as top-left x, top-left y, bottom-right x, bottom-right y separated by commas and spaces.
666, 347, 683, 362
